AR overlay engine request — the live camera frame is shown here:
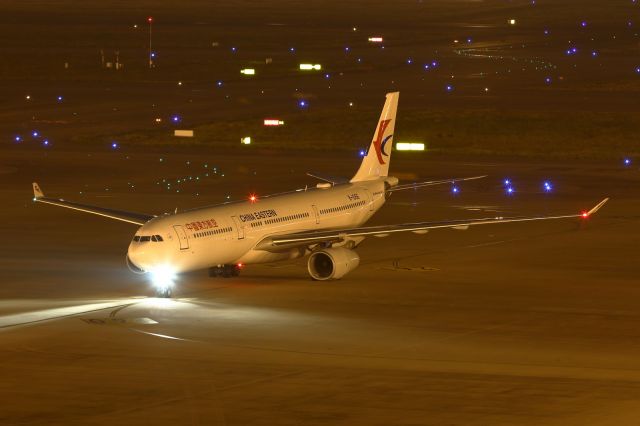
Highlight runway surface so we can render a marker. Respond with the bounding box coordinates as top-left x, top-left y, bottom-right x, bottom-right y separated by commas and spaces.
1, 149, 639, 425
